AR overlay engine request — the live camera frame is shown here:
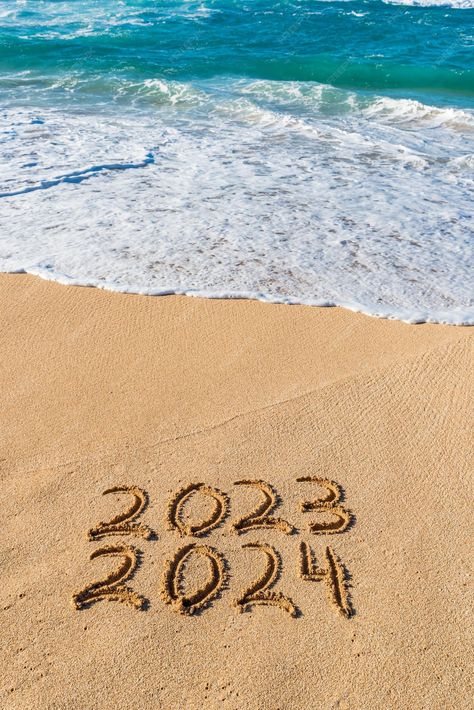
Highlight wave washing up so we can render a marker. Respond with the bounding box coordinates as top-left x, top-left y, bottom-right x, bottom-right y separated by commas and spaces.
1, 3, 474, 710
1, 0, 473, 323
